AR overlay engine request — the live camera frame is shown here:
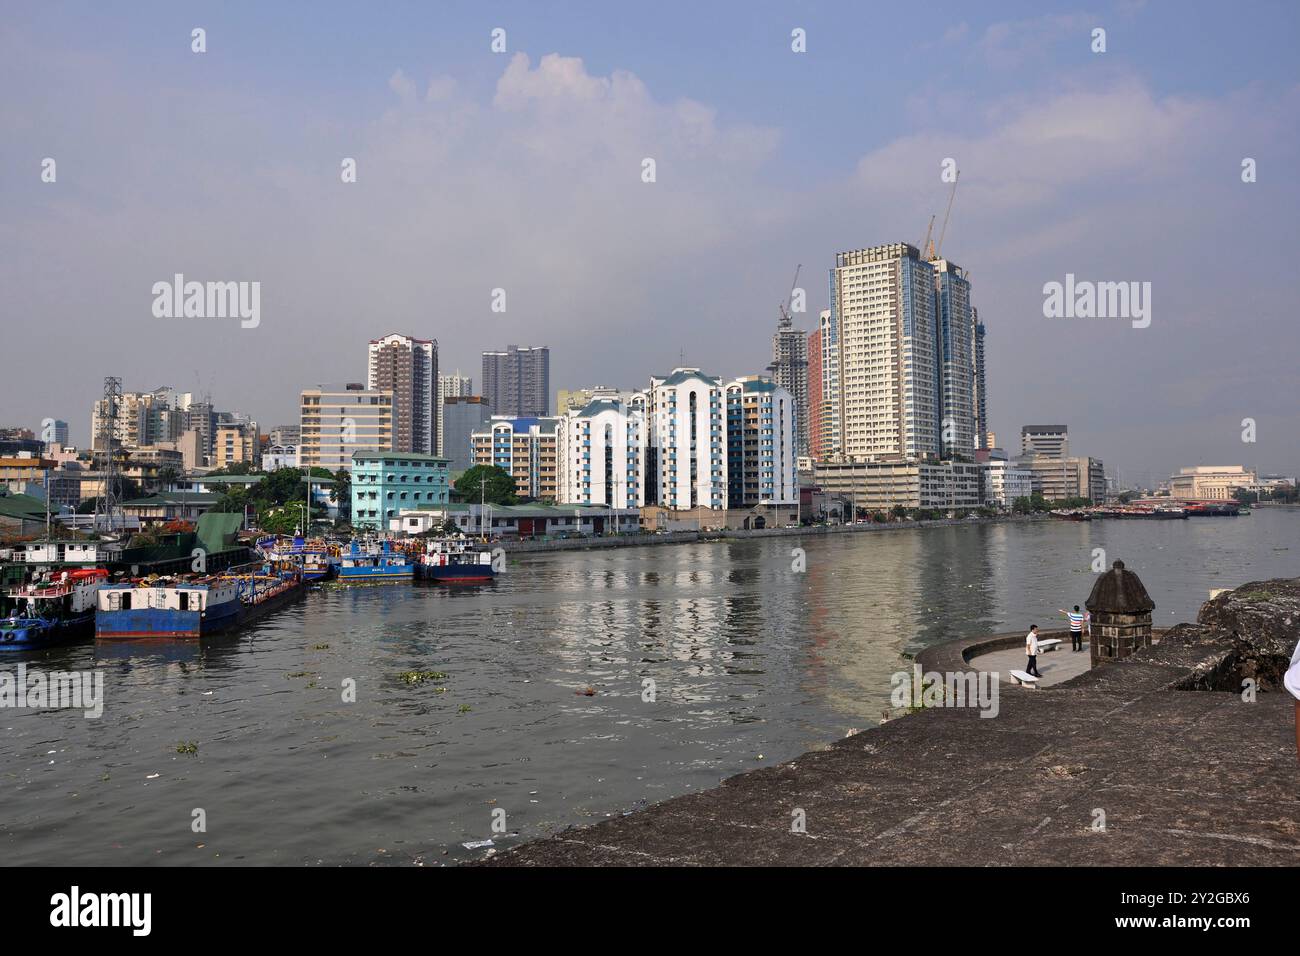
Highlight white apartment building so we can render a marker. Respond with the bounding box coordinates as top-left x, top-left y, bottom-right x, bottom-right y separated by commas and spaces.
725, 376, 798, 507
645, 368, 726, 511
556, 395, 646, 508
